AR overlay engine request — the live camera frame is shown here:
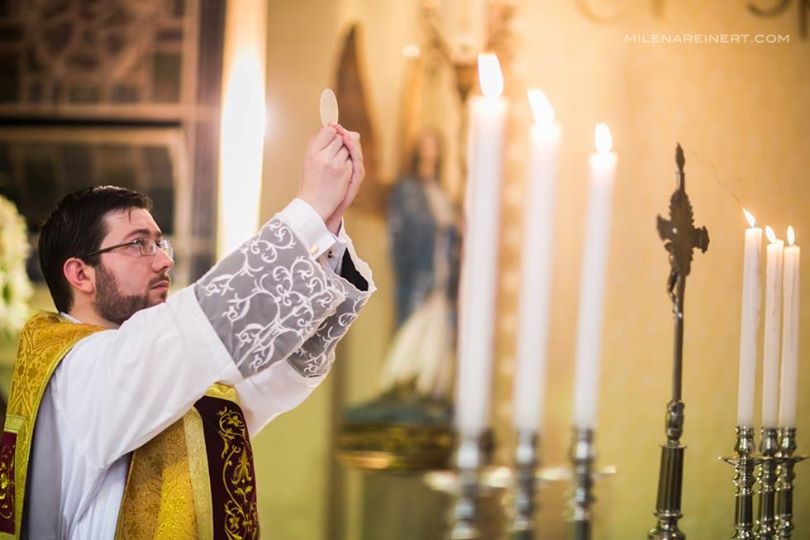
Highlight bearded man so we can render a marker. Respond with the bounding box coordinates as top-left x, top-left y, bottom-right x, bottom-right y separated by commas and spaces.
0, 124, 373, 538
